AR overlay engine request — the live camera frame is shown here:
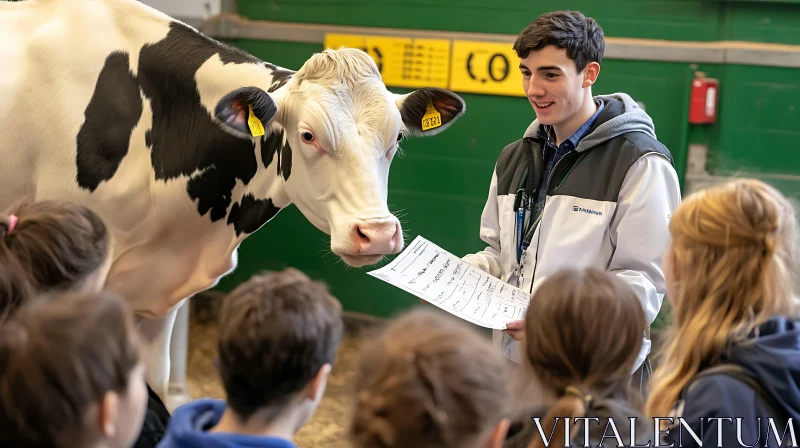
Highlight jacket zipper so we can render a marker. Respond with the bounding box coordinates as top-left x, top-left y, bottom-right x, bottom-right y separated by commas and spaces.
526, 151, 577, 293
